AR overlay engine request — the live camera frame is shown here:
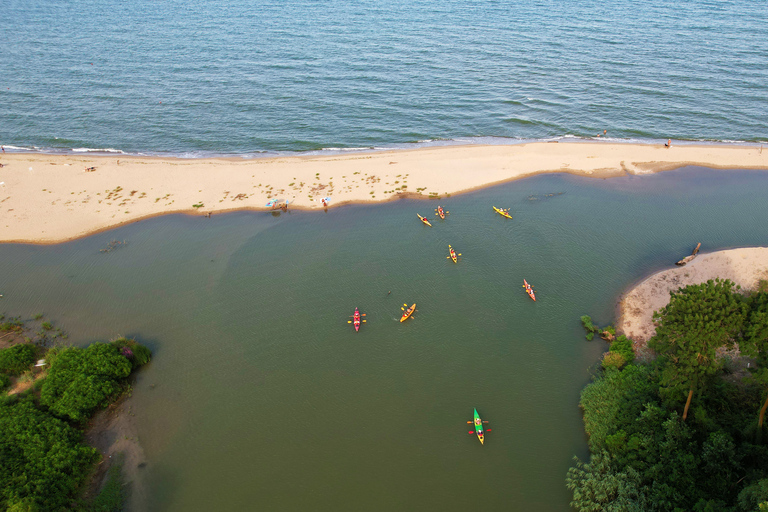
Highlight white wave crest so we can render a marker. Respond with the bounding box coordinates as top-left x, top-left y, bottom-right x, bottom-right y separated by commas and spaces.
71, 147, 125, 154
